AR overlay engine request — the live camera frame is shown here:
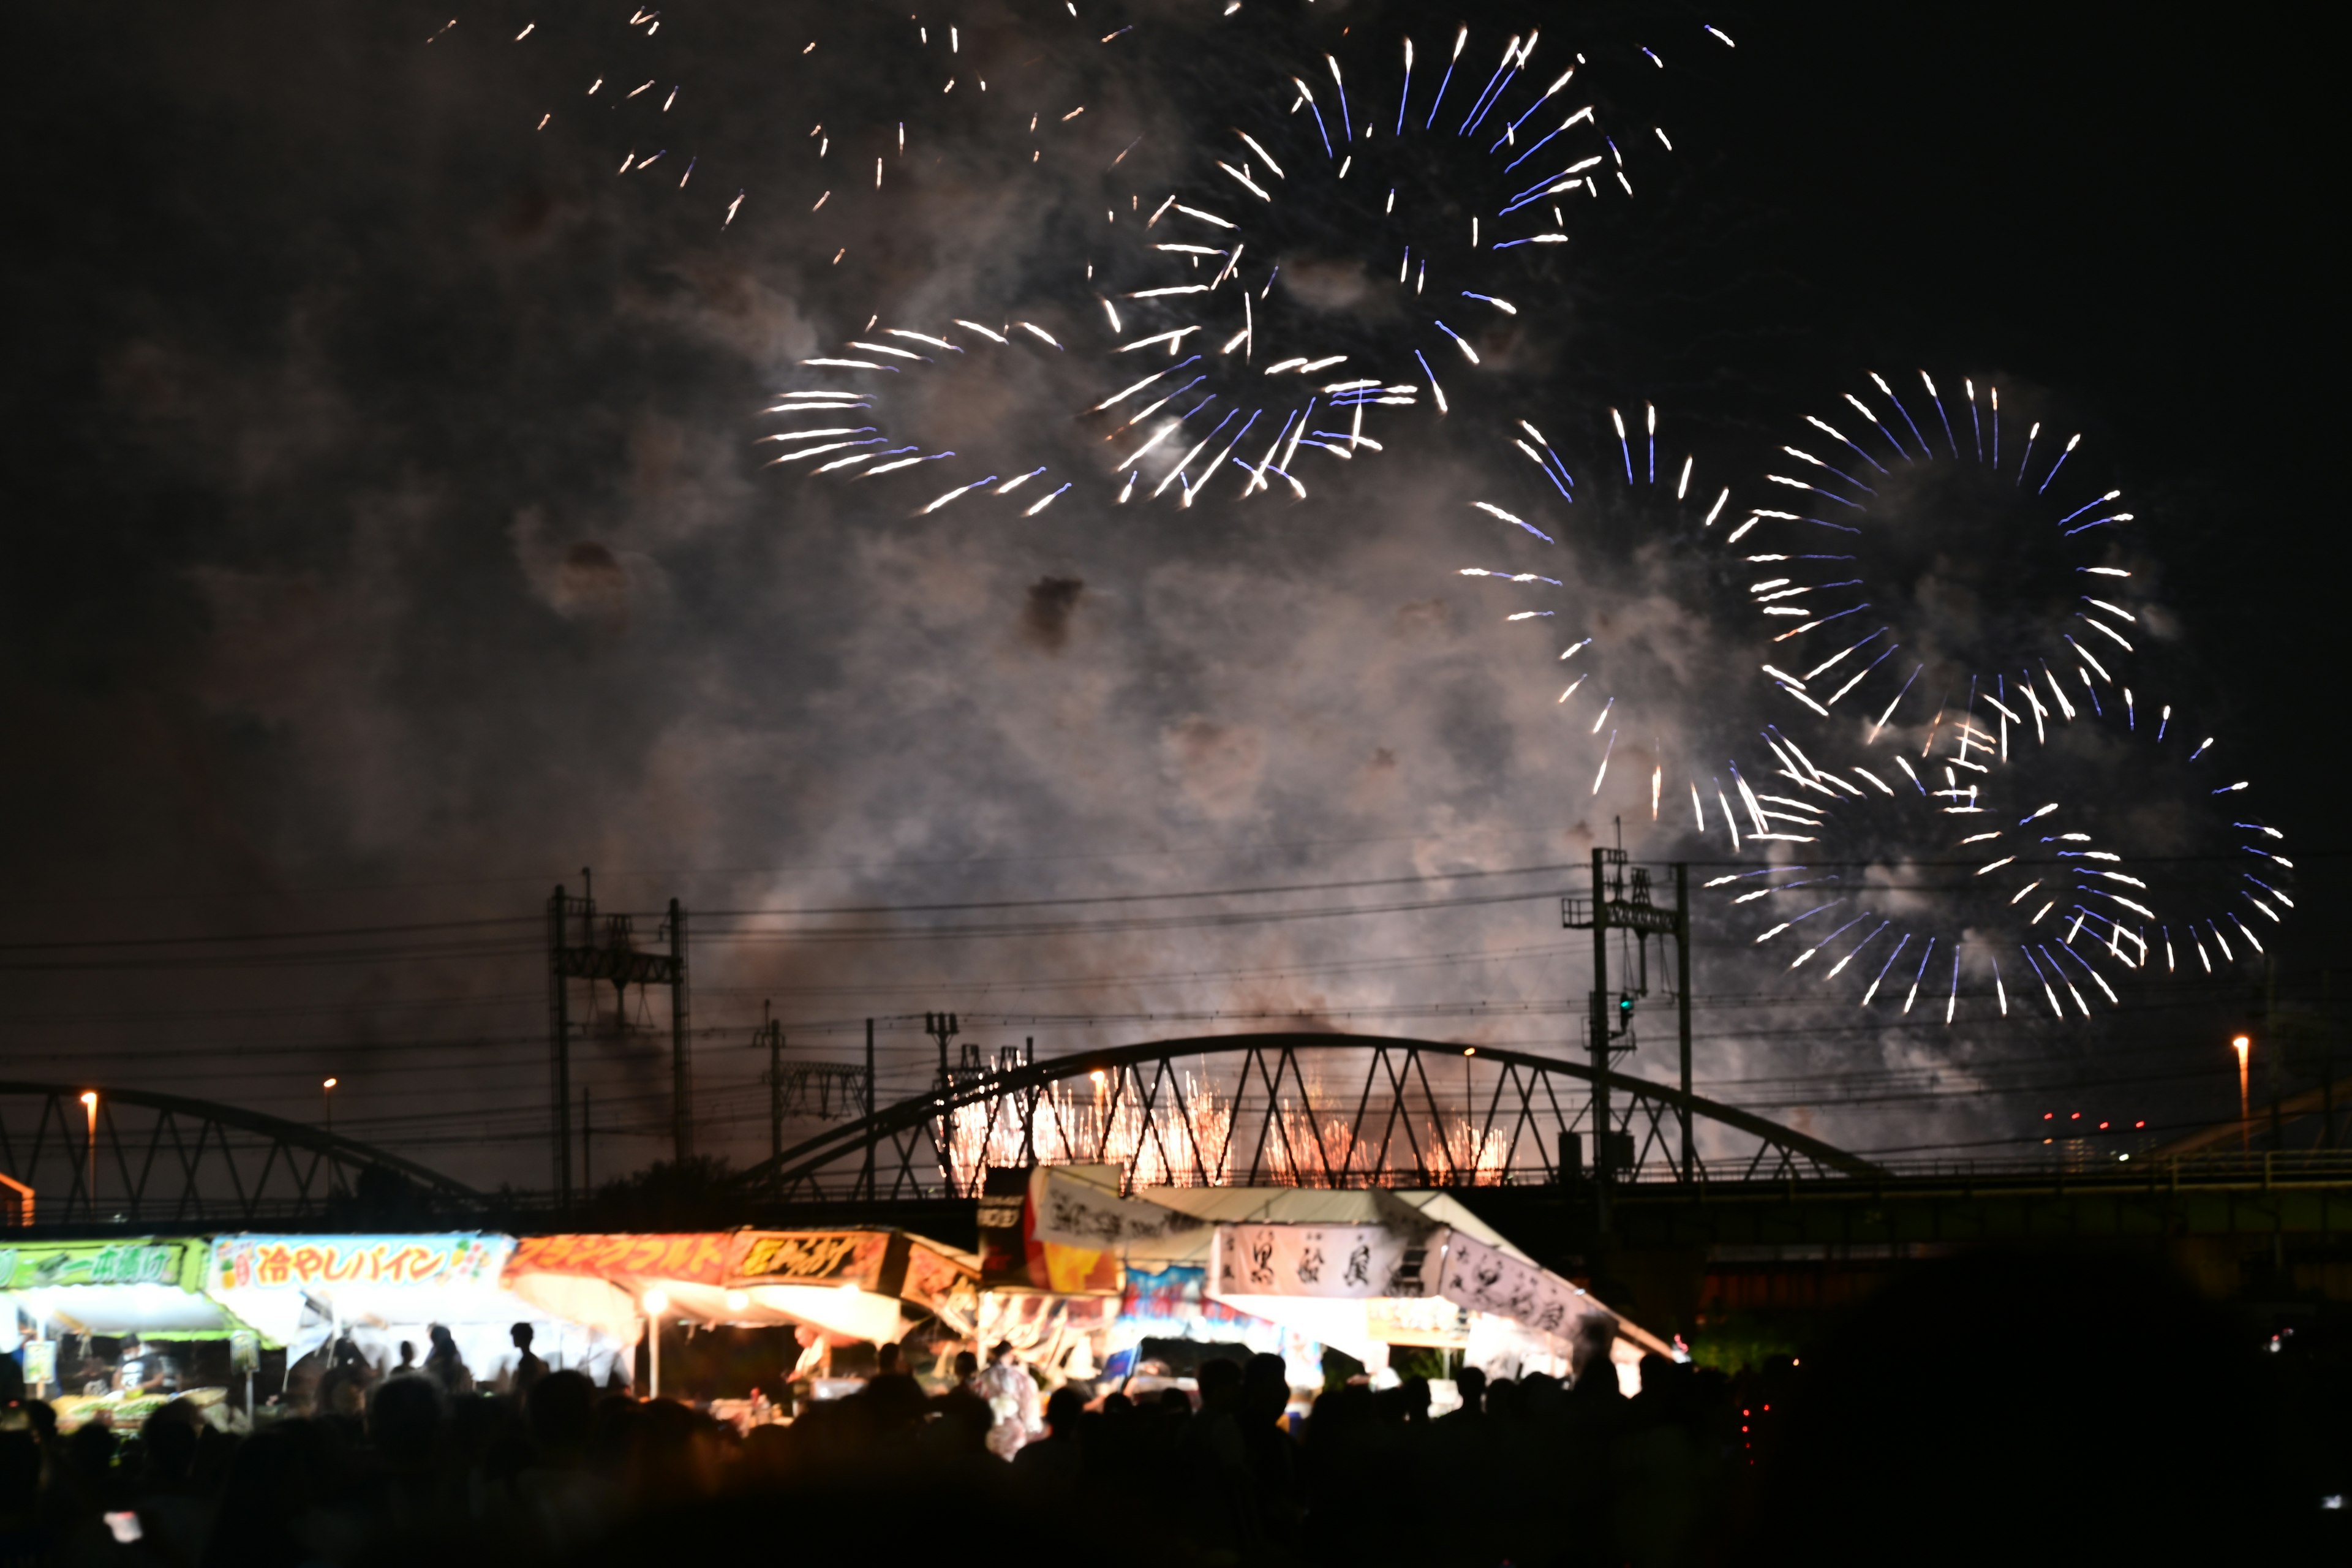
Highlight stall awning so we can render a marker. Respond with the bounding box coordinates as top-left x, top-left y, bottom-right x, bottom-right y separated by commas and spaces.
205, 1233, 521, 1348
500, 1232, 978, 1344
3, 1237, 243, 1340
502, 1230, 980, 1344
